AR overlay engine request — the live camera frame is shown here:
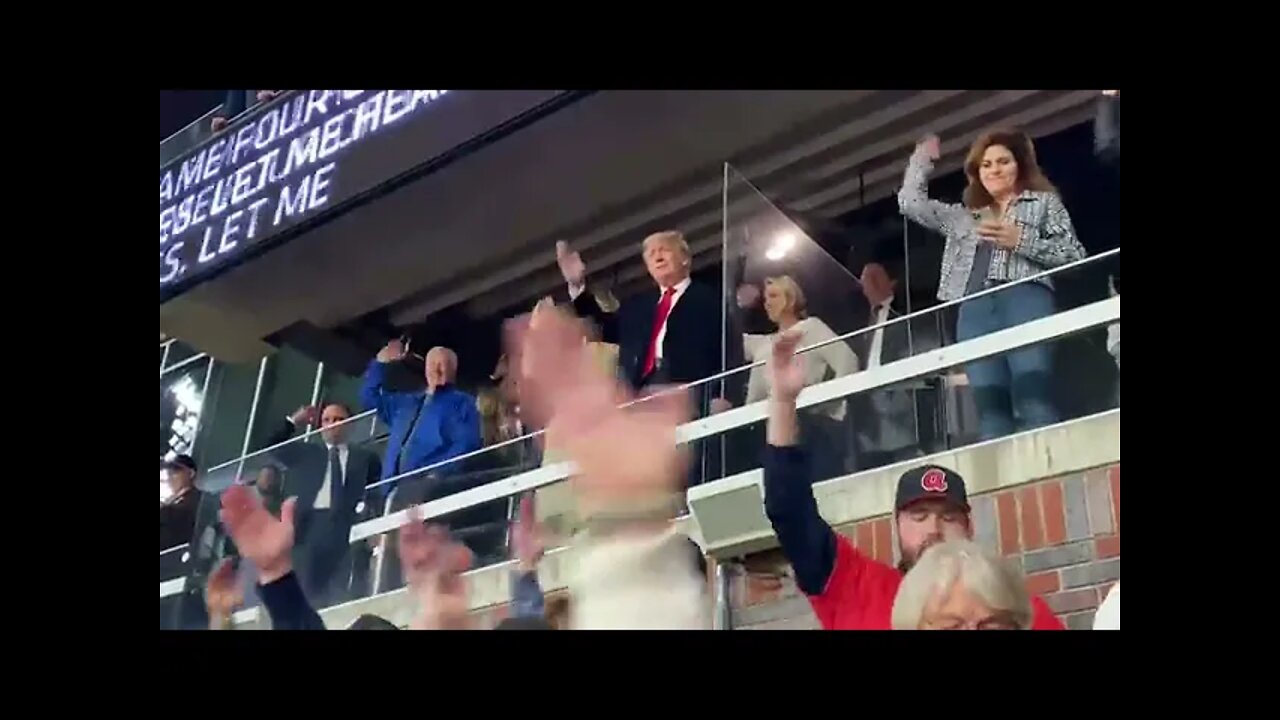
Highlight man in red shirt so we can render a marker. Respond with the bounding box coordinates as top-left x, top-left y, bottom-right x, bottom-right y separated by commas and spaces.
762, 333, 1064, 630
